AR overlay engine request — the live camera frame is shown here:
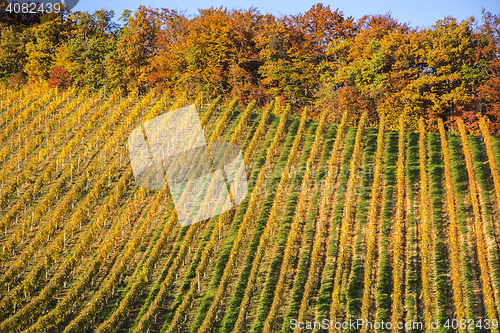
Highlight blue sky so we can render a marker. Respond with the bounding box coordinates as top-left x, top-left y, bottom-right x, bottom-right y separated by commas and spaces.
73, 0, 499, 28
